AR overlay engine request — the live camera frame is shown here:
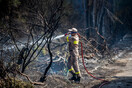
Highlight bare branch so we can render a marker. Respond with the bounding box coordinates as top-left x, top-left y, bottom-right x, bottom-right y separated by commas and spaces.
105, 7, 123, 24
17, 70, 47, 86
